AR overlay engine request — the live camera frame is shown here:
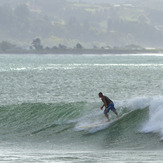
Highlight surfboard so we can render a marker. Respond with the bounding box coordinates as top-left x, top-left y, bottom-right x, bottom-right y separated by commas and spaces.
78, 121, 110, 129
77, 113, 127, 130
